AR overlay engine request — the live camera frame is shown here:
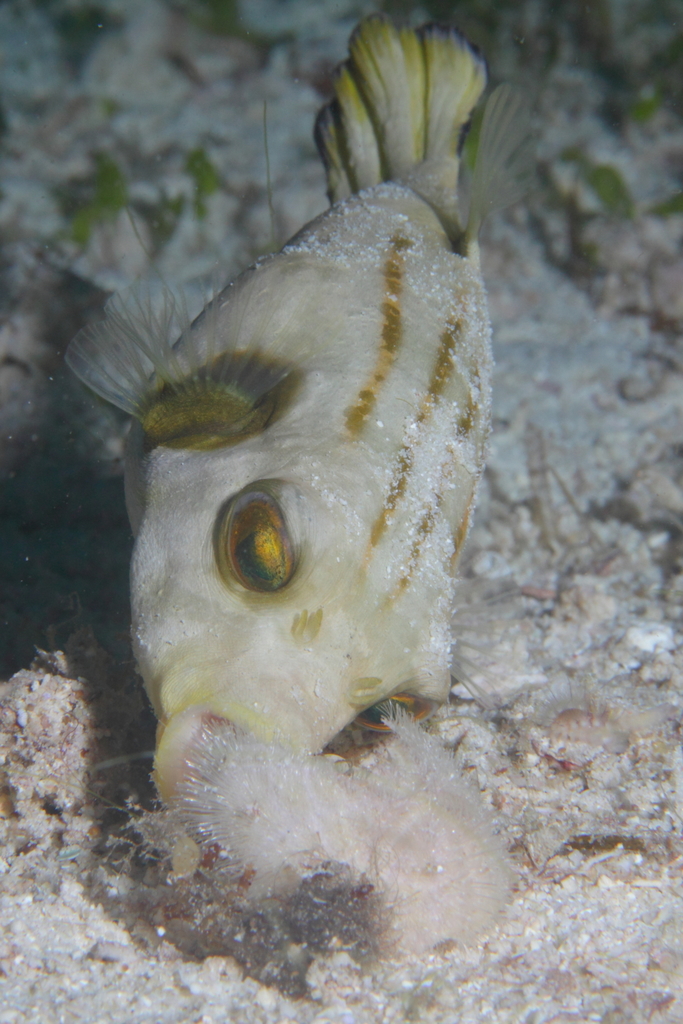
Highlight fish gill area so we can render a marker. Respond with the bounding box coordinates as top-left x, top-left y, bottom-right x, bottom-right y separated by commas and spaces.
1, 0, 683, 1021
